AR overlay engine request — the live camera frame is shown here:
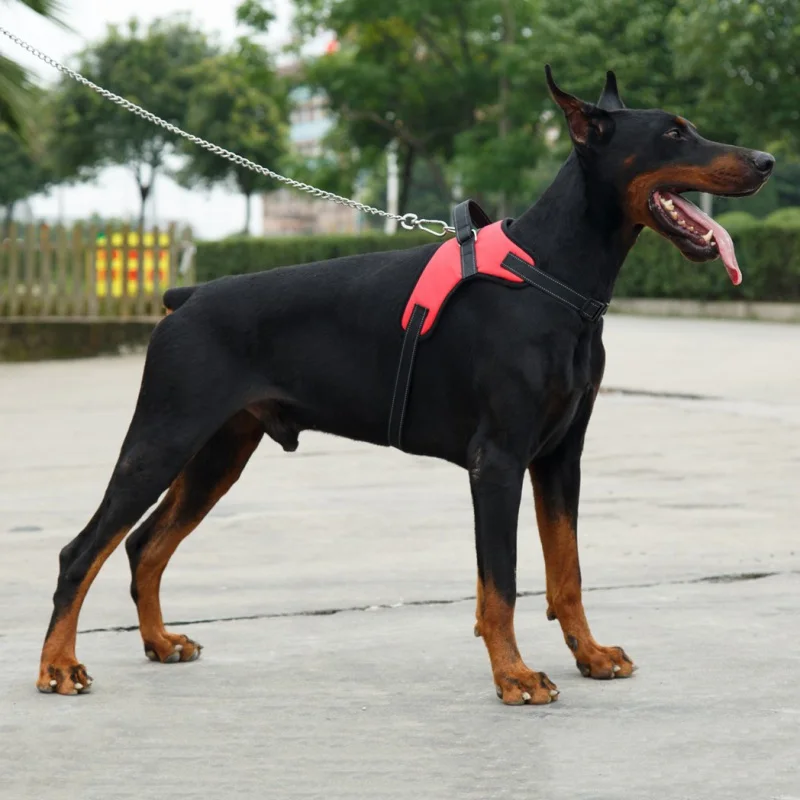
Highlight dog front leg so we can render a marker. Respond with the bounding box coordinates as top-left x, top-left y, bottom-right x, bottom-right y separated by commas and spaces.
529, 453, 636, 679
470, 440, 559, 705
